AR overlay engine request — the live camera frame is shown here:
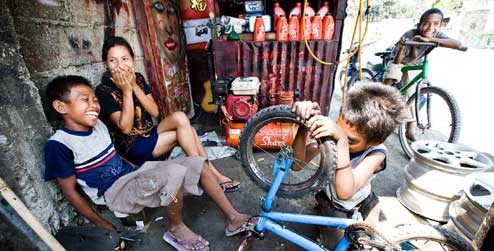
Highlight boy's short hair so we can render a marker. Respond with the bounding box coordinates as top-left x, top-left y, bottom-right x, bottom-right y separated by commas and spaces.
102, 36, 134, 62
46, 75, 92, 106
342, 81, 407, 144
419, 8, 444, 25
